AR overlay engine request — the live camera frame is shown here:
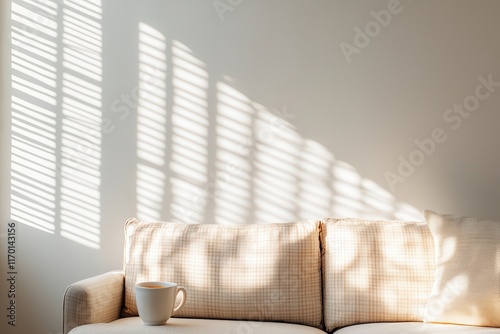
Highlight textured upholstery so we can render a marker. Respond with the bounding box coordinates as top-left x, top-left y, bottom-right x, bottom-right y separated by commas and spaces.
63, 216, 499, 334
63, 270, 124, 334
122, 218, 323, 328
321, 218, 436, 331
